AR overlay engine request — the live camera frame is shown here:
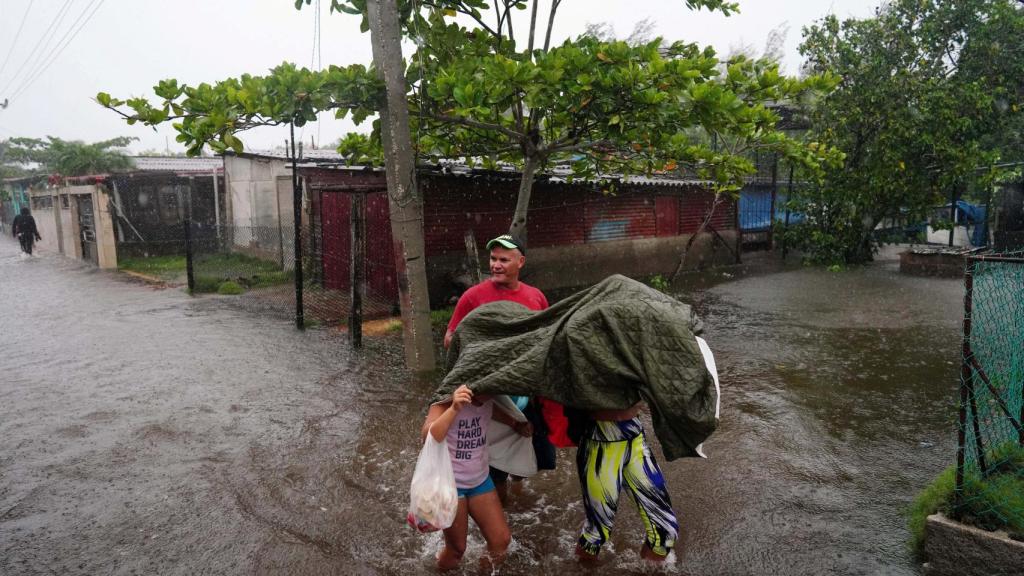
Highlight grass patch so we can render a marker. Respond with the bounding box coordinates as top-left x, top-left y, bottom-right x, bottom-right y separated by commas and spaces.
192, 252, 293, 293
908, 466, 956, 554
908, 443, 1024, 556
217, 281, 244, 295
430, 307, 454, 328
120, 252, 294, 291
119, 255, 186, 280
